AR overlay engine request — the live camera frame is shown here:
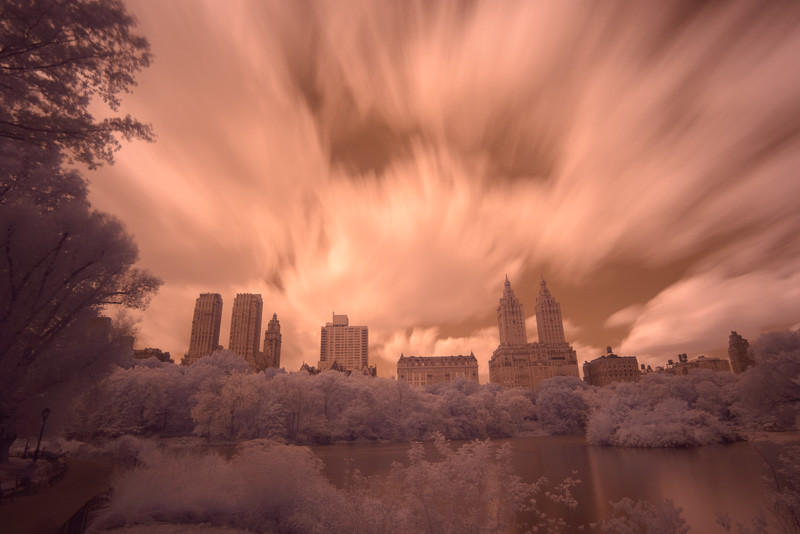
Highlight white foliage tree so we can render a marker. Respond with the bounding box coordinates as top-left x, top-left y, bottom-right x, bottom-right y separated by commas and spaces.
734, 330, 800, 431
